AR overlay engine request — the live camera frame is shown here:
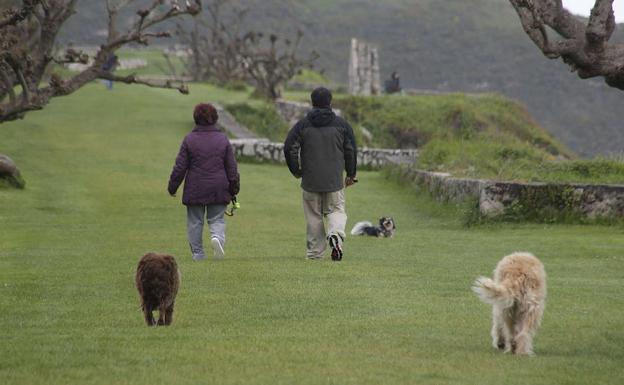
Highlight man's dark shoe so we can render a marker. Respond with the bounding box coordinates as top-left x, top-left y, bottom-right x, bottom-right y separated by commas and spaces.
329, 234, 343, 261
